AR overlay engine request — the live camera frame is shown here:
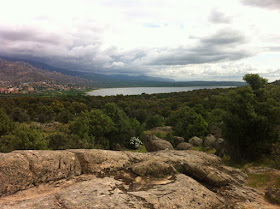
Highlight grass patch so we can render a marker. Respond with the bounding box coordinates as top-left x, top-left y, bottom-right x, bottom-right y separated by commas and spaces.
247, 173, 271, 188
144, 130, 169, 138
192, 146, 216, 154
246, 172, 280, 190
